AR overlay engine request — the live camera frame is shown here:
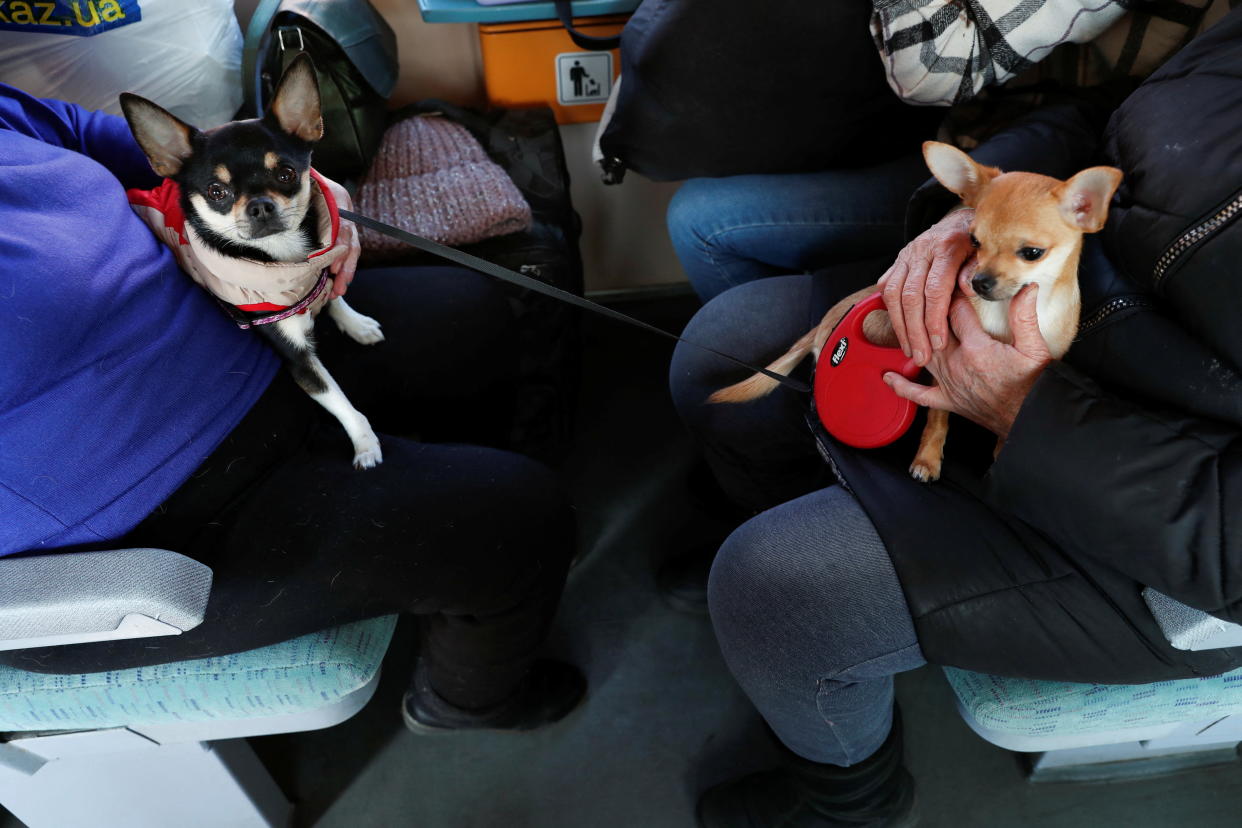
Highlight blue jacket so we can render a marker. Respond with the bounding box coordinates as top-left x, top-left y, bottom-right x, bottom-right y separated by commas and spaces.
0, 84, 278, 557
